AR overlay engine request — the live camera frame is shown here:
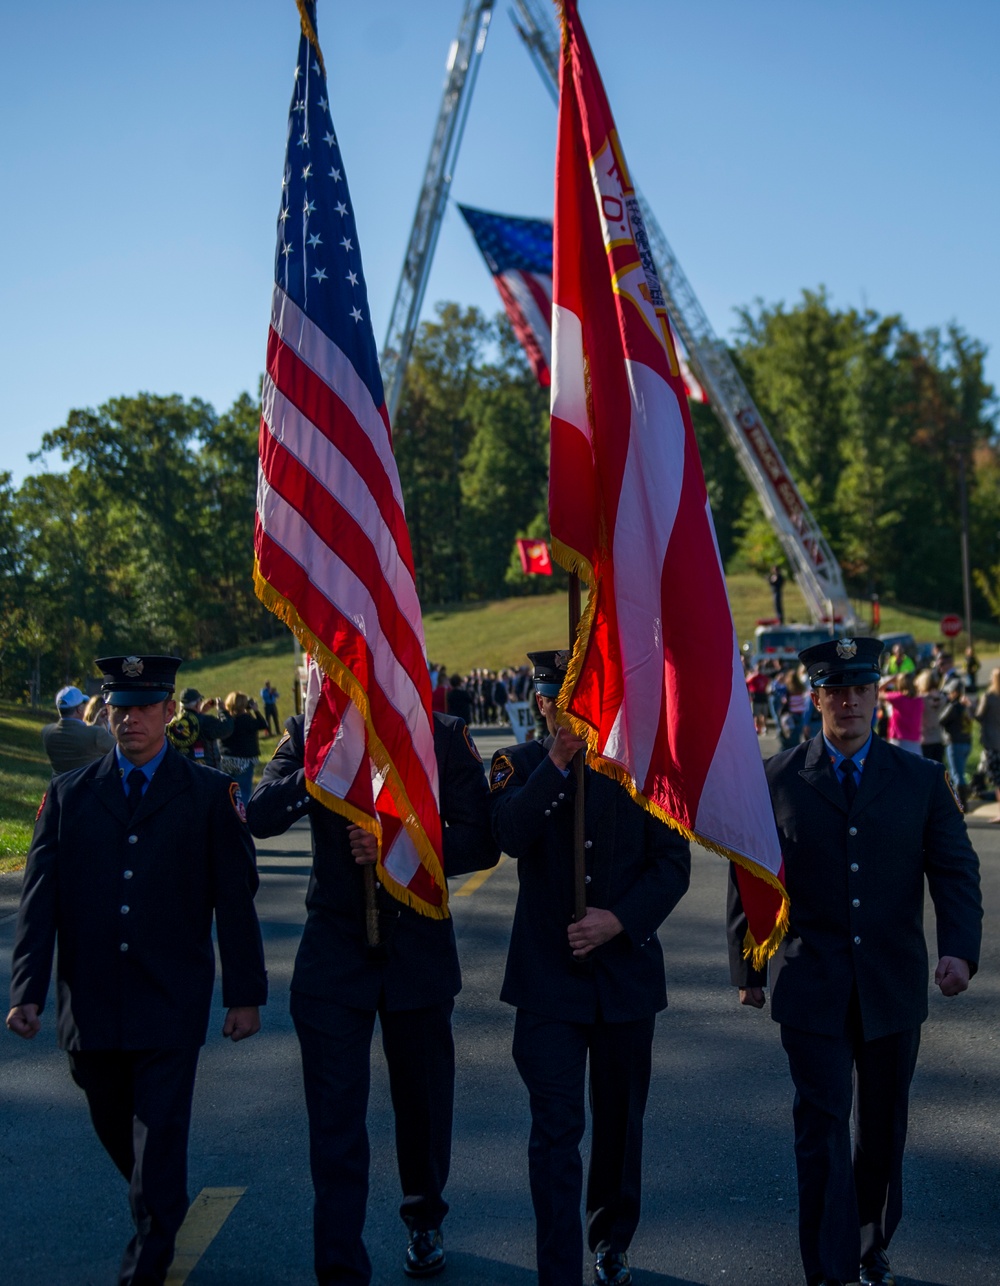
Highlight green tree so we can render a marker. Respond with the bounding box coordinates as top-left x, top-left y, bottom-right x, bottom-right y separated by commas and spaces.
393, 304, 492, 604
460, 322, 550, 599
732, 292, 998, 612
